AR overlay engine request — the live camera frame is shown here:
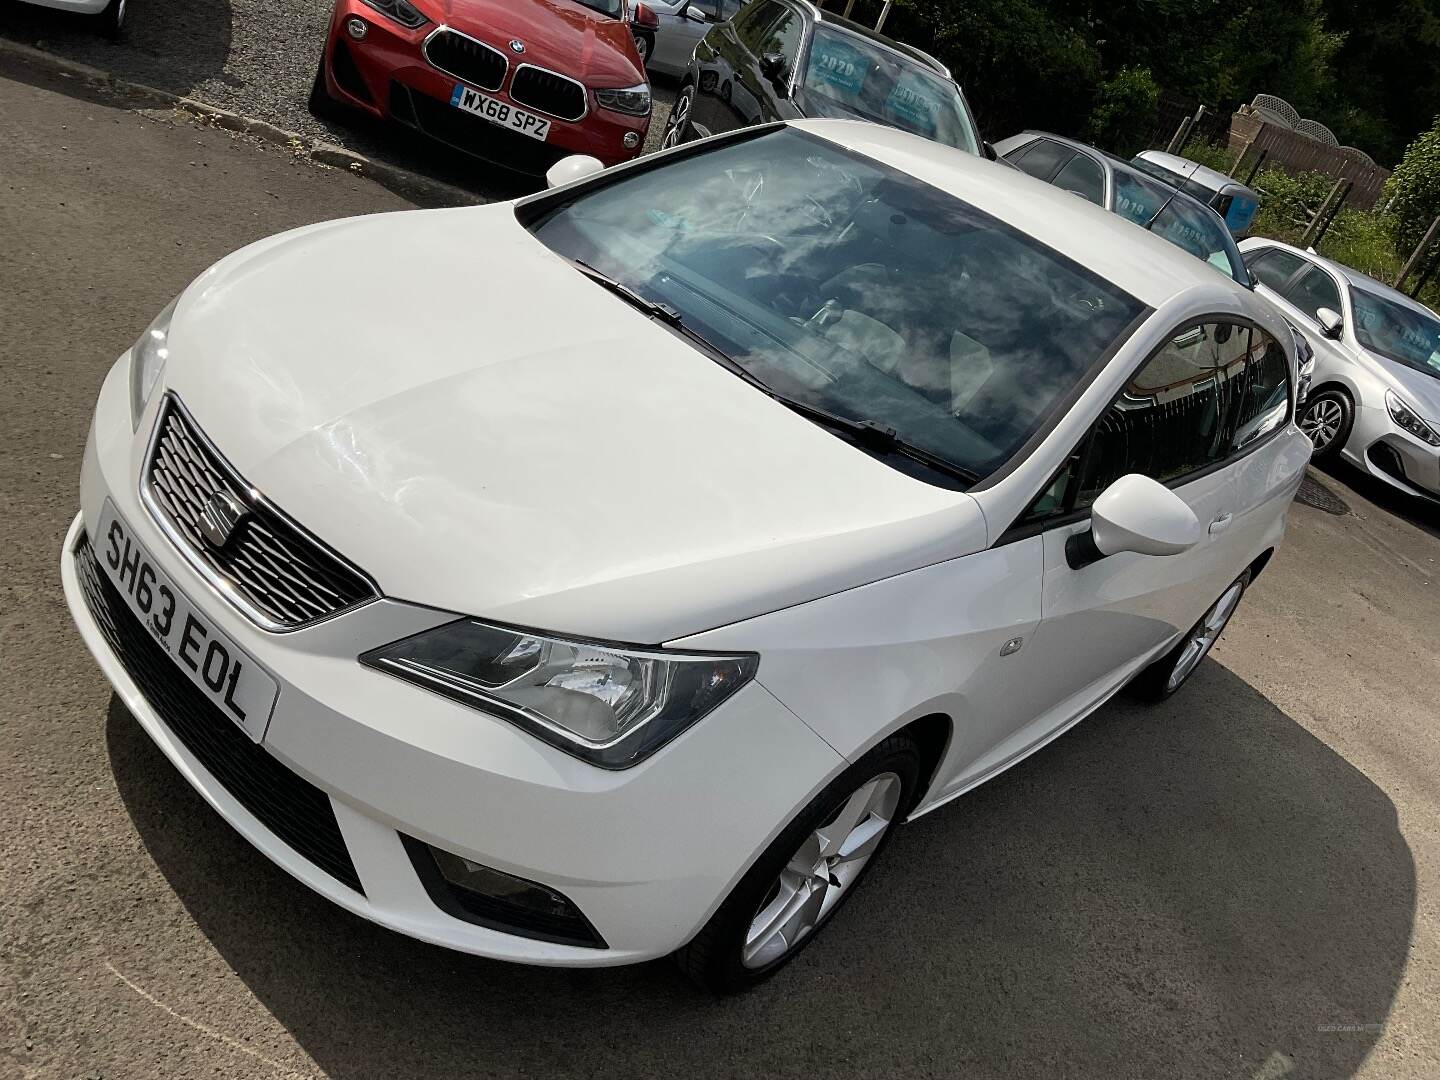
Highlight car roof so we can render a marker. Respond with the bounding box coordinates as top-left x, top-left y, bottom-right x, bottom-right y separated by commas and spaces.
1007, 131, 1236, 231
1246, 238, 1440, 319
795, 120, 1243, 309
798, 2, 951, 77
1133, 150, 1256, 196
